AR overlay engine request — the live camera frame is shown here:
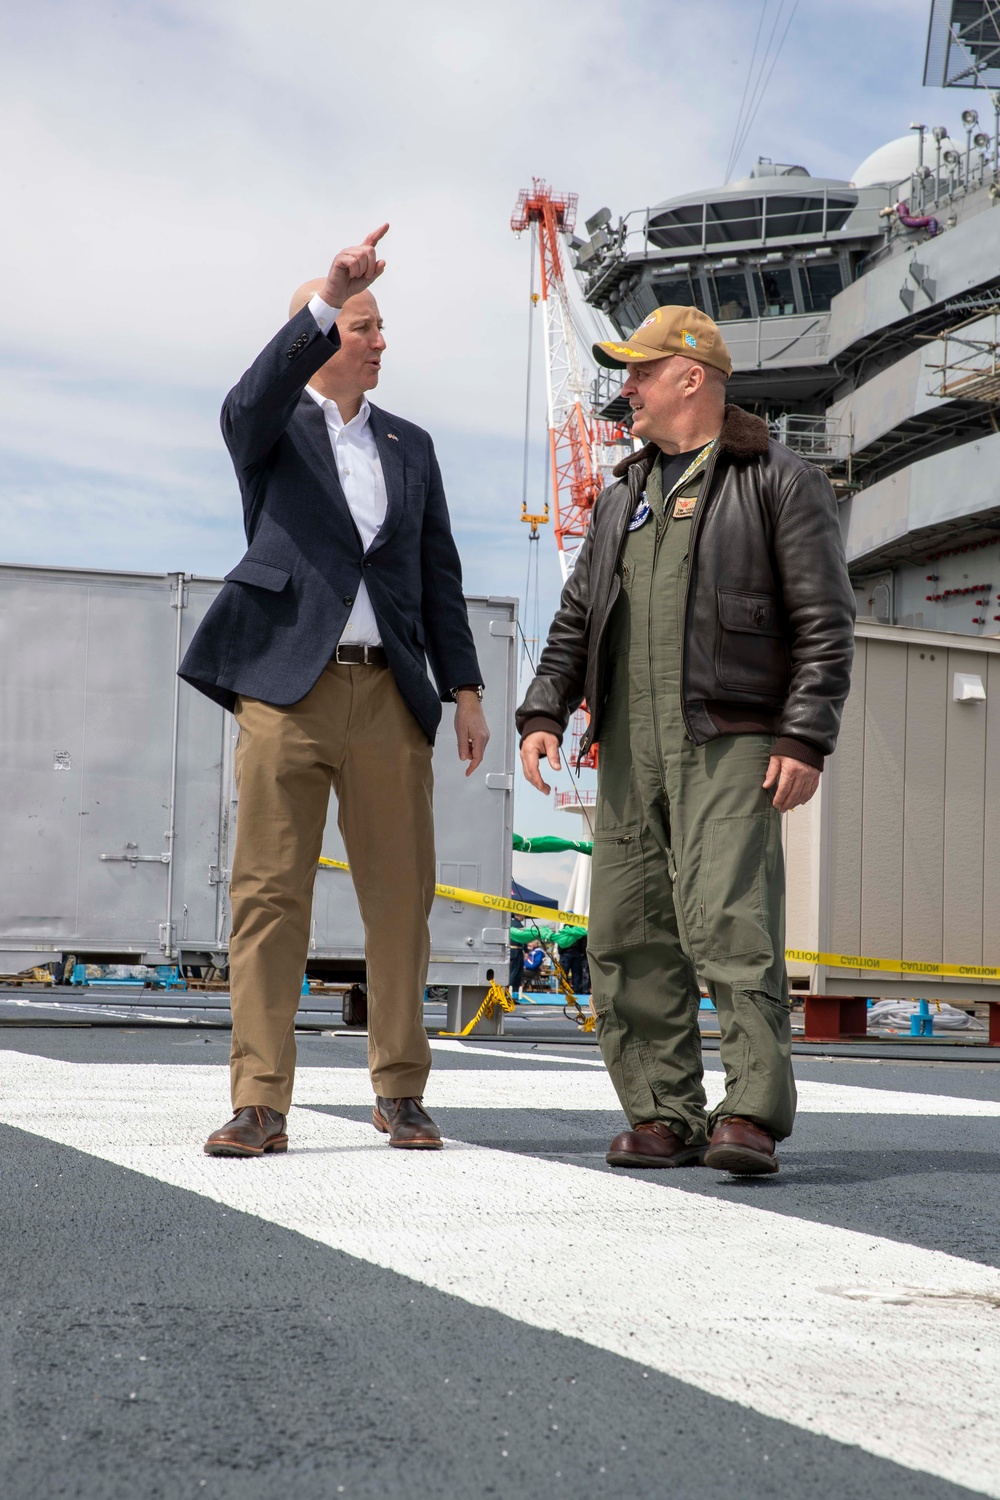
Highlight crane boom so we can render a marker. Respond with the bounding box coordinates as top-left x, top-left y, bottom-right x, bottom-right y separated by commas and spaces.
511, 179, 631, 581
